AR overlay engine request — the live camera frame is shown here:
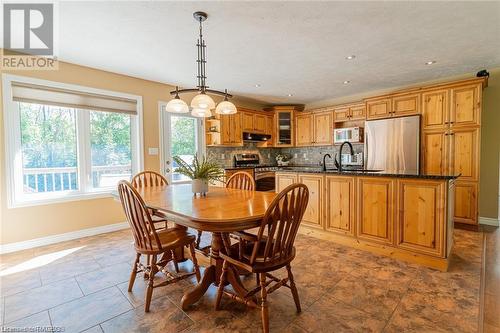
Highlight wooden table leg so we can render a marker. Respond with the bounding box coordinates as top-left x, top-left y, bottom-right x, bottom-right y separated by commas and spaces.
180, 232, 253, 310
